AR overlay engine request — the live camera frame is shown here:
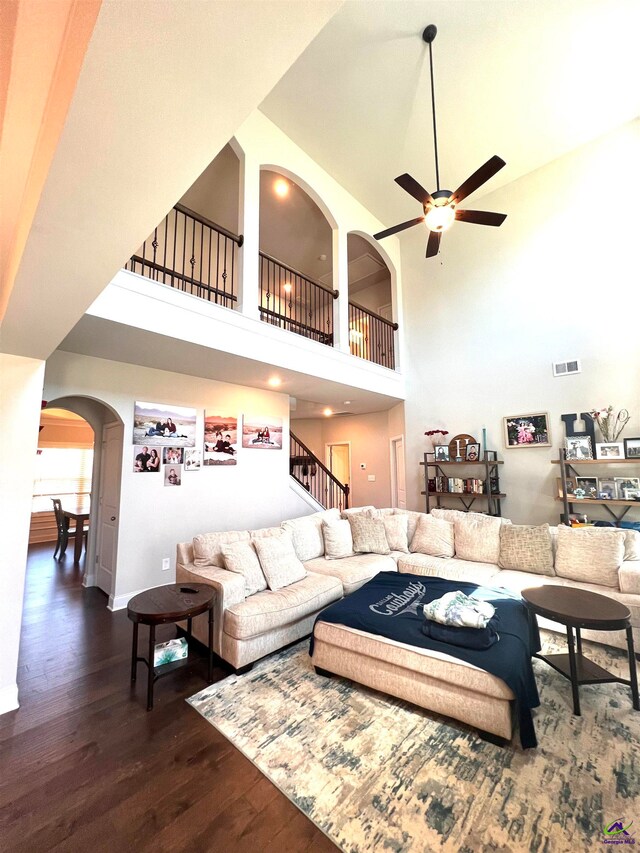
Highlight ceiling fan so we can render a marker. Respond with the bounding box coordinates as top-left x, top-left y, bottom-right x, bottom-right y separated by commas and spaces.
374, 25, 507, 258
